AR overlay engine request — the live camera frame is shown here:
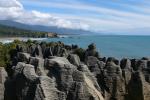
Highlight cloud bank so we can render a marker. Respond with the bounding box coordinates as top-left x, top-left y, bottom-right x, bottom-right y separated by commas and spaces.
0, 0, 89, 30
